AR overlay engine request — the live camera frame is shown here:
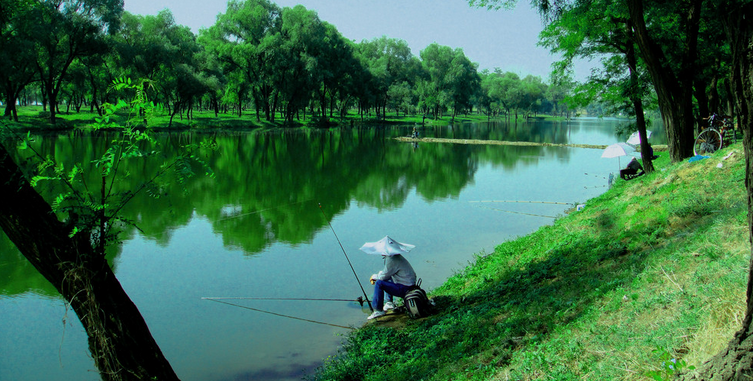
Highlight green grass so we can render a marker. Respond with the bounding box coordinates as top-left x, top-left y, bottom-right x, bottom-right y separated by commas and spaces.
310, 143, 750, 381
4, 105, 513, 131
